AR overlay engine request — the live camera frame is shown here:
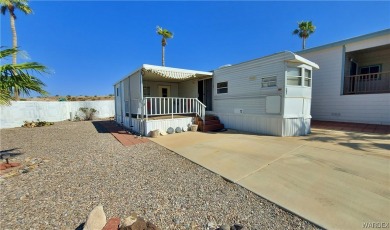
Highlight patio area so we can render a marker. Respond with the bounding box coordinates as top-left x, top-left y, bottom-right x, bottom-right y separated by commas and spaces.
151, 126, 390, 229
